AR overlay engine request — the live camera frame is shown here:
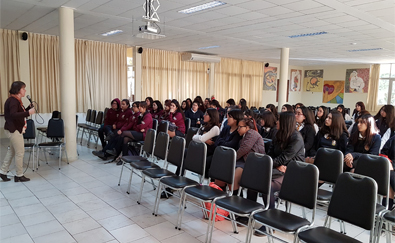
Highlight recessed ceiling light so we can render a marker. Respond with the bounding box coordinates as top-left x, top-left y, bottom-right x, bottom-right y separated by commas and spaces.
289, 31, 328, 38
101, 30, 123, 36
198, 45, 220, 50
135, 32, 166, 39
350, 43, 357, 45
178, 1, 226, 14
347, 48, 383, 52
